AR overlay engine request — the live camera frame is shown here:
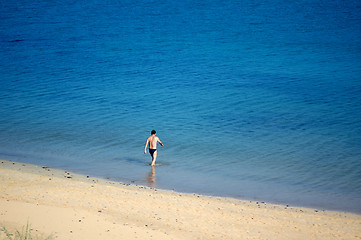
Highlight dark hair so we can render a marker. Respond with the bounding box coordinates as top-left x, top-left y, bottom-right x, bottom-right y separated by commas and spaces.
151, 130, 156, 135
